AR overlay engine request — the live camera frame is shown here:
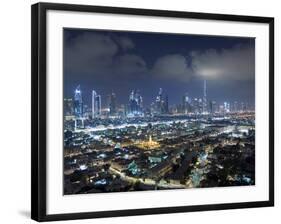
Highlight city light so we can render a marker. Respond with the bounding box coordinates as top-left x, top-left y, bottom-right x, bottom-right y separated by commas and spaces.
63, 83, 255, 194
